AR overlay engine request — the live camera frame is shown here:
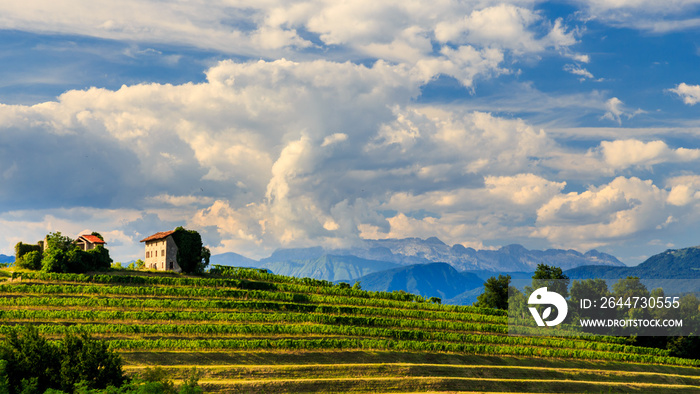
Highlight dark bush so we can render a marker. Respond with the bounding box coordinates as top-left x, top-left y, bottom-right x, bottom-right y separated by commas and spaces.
15, 250, 42, 270
0, 326, 124, 394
